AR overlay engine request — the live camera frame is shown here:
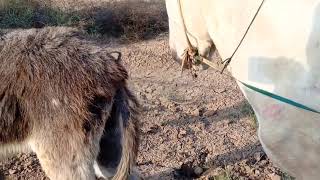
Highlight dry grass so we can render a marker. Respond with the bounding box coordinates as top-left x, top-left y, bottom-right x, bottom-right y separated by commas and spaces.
84, 1, 168, 41
0, 0, 80, 27
0, 0, 168, 42
210, 170, 232, 180
241, 101, 258, 129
